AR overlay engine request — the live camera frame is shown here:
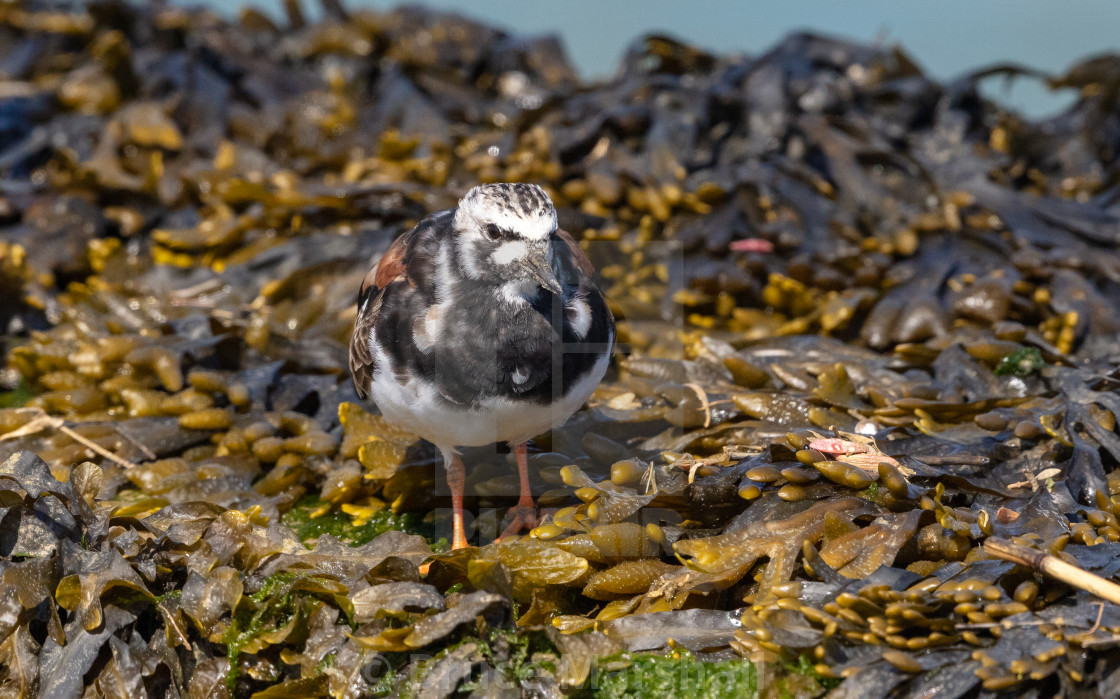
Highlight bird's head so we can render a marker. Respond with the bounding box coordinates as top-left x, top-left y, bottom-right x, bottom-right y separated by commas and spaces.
451, 183, 563, 297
